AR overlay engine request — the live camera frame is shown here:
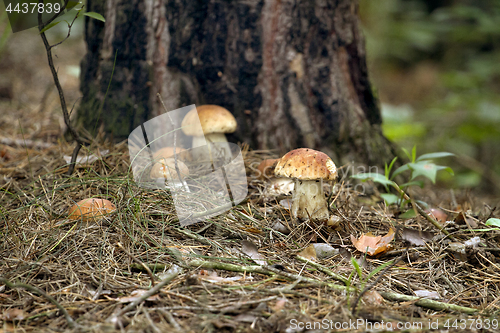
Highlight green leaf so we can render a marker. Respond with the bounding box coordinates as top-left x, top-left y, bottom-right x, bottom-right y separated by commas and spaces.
415, 200, 429, 209
436, 165, 454, 176
409, 161, 437, 183
84, 12, 106, 22
391, 164, 410, 179
380, 193, 399, 205
416, 152, 455, 161
367, 260, 394, 280
351, 256, 363, 281
401, 147, 411, 161
399, 209, 417, 219
385, 157, 398, 178
411, 145, 417, 163
485, 218, 500, 227
40, 21, 63, 34
351, 173, 396, 188
400, 180, 424, 188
